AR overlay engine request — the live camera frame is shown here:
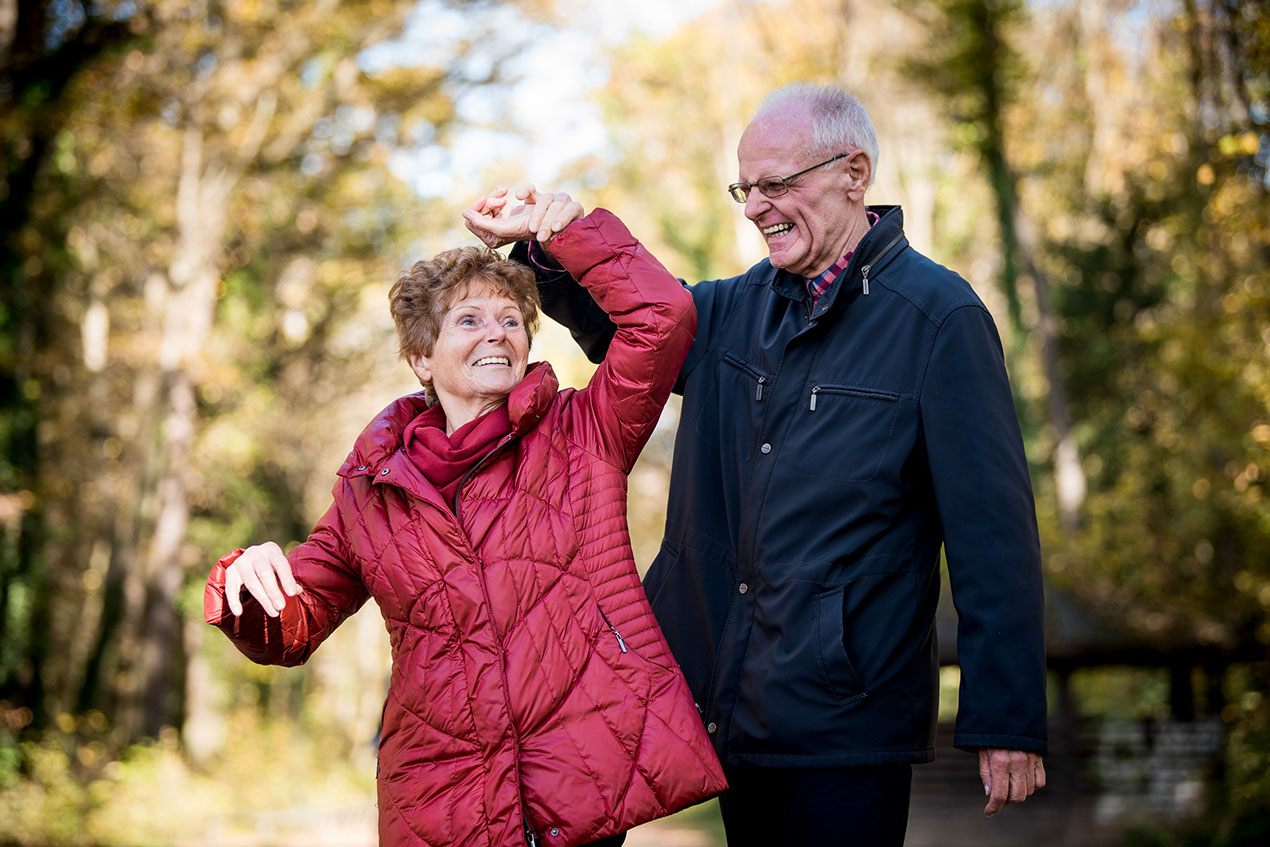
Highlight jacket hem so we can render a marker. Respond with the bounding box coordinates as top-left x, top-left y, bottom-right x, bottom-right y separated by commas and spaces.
726, 747, 936, 768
